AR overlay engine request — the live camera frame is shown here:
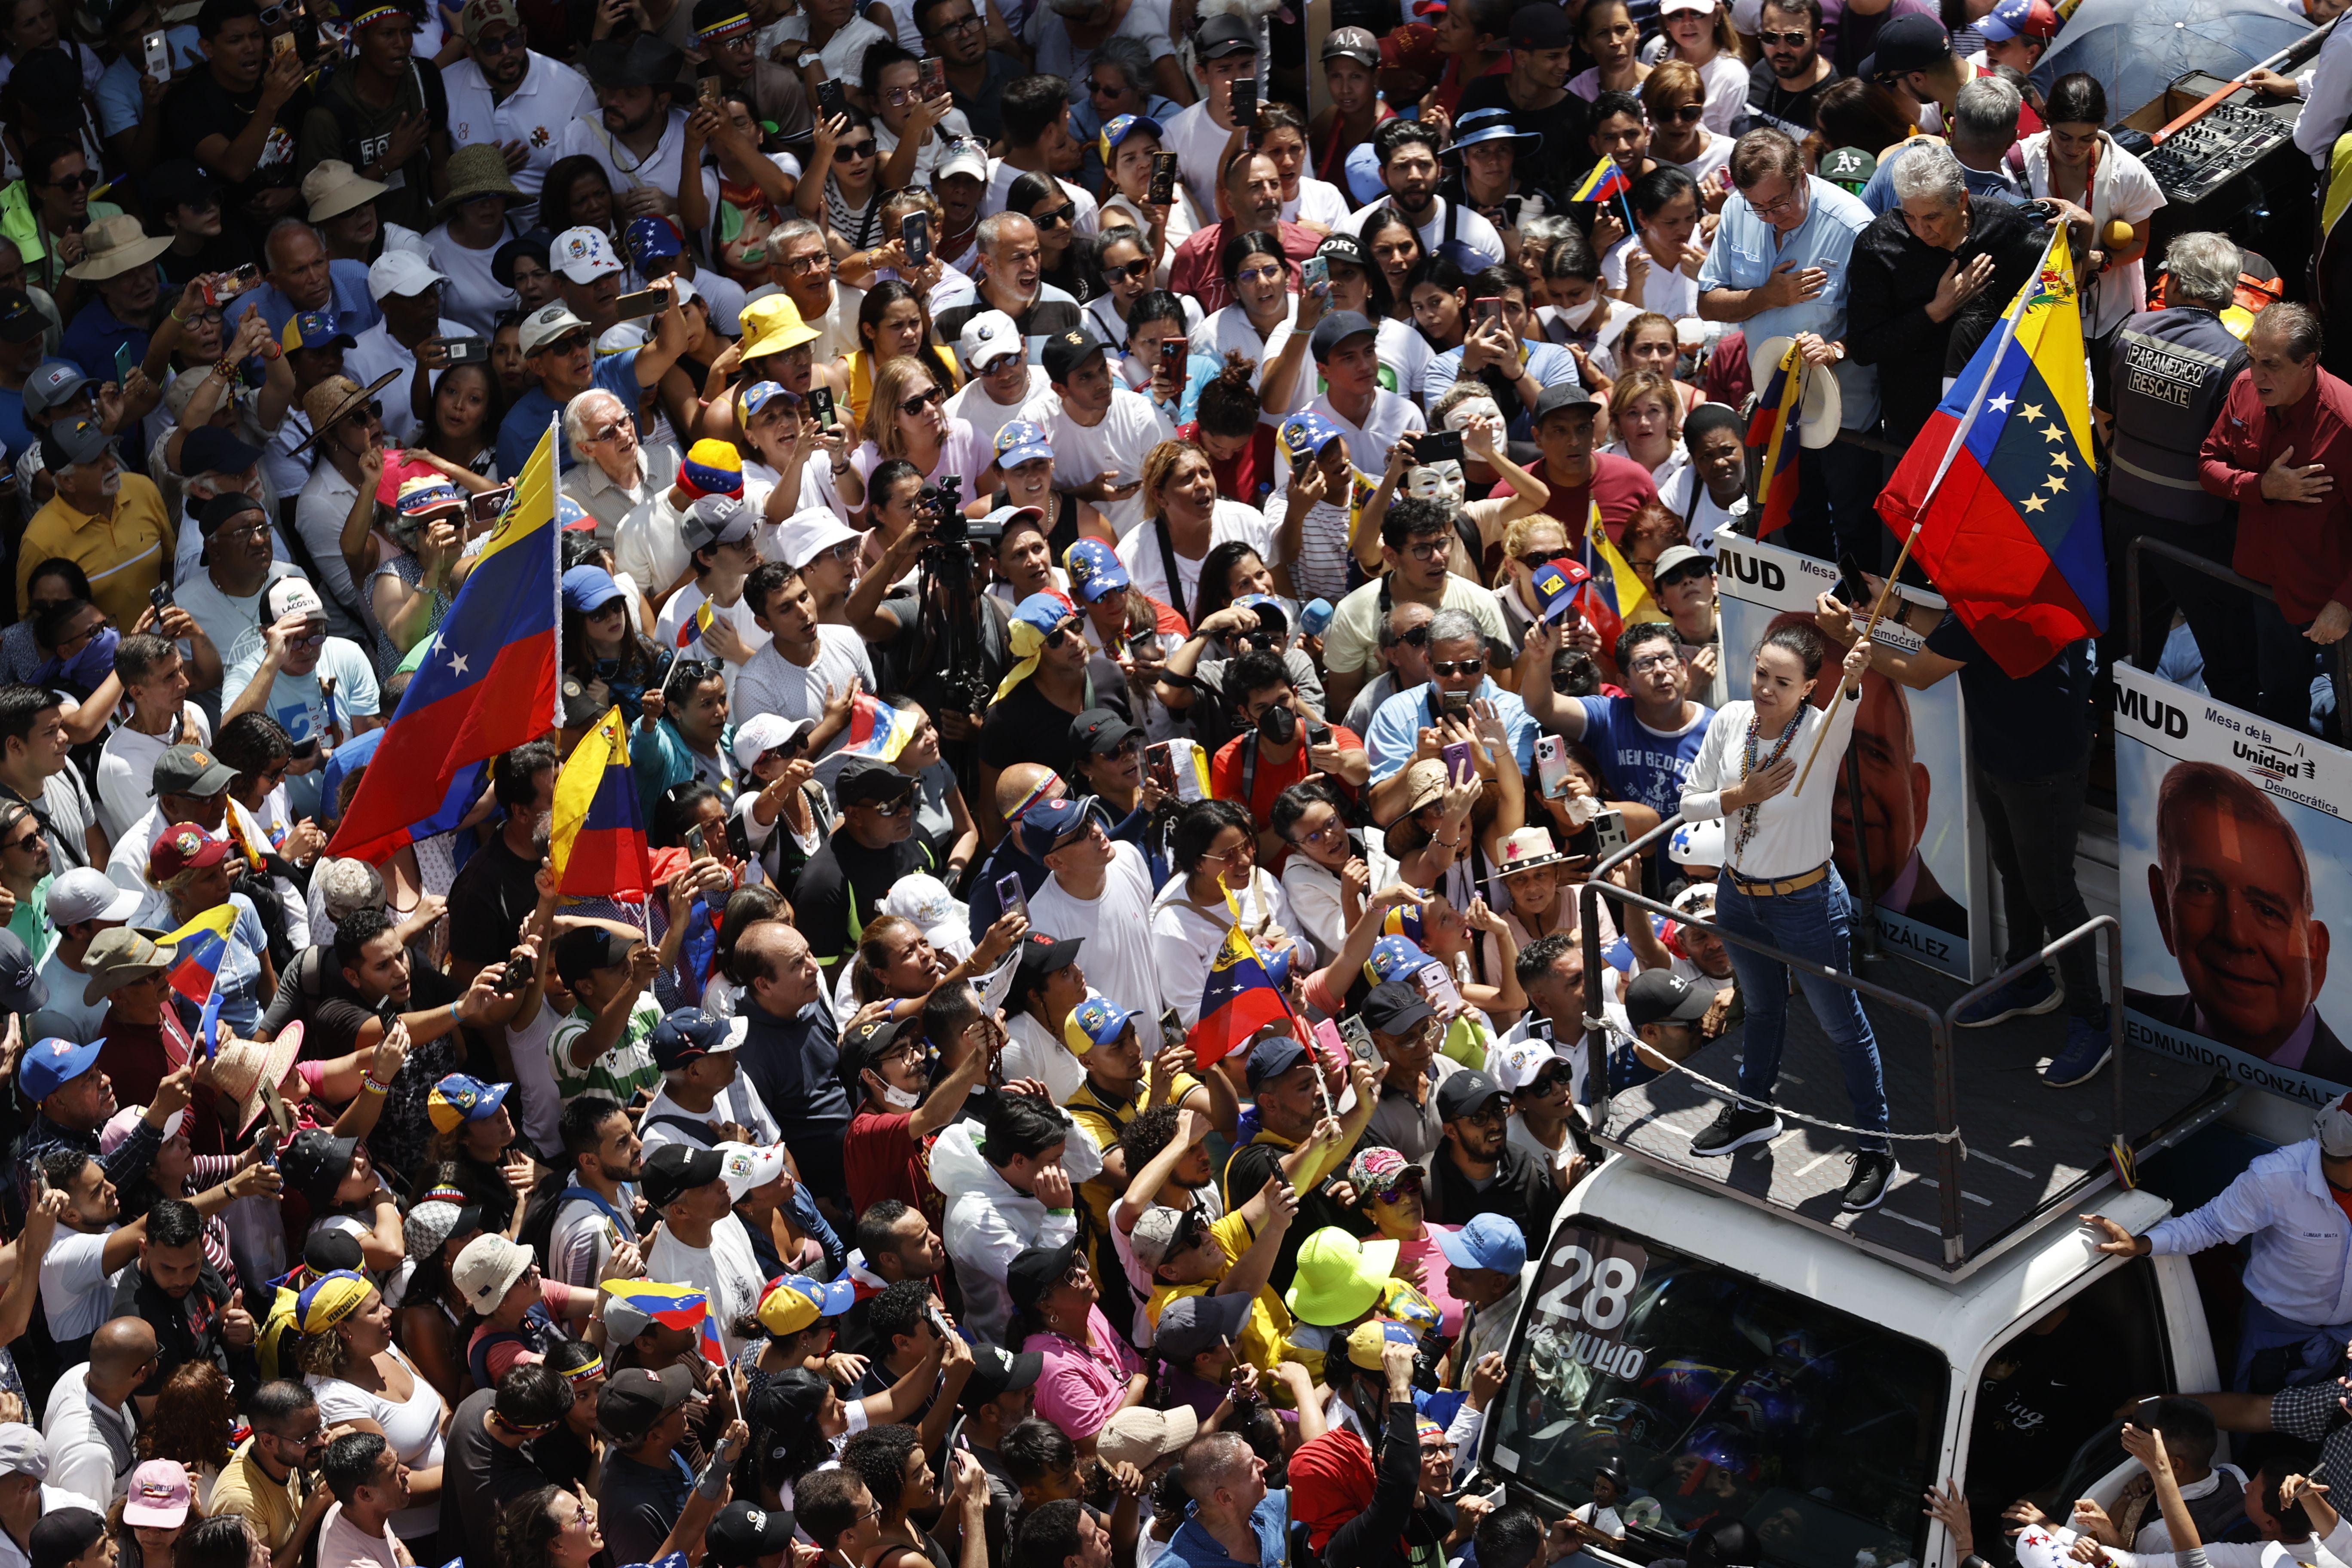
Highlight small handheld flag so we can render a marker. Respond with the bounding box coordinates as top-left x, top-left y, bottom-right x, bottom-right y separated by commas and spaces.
549, 708, 653, 901
841, 691, 921, 762
1578, 502, 1659, 658
675, 599, 717, 650
1744, 337, 1806, 538
1190, 925, 1292, 1067
1569, 156, 1632, 205
160, 905, 239, 1010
